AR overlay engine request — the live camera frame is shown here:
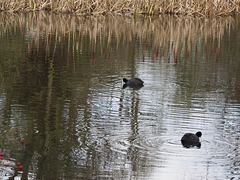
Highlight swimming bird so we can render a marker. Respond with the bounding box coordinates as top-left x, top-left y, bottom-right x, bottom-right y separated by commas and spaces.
122, 78, 144, 89
181, 131, 202, 148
